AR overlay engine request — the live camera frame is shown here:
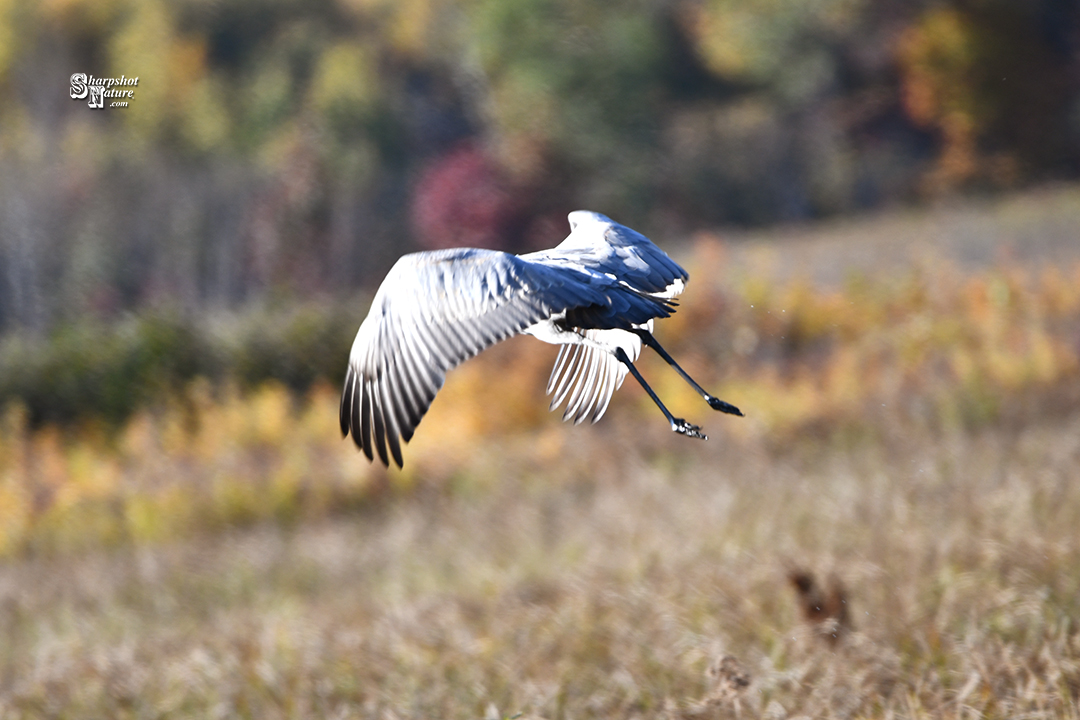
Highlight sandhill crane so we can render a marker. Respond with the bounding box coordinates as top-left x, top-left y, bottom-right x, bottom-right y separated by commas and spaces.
340, 210, 743, 467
